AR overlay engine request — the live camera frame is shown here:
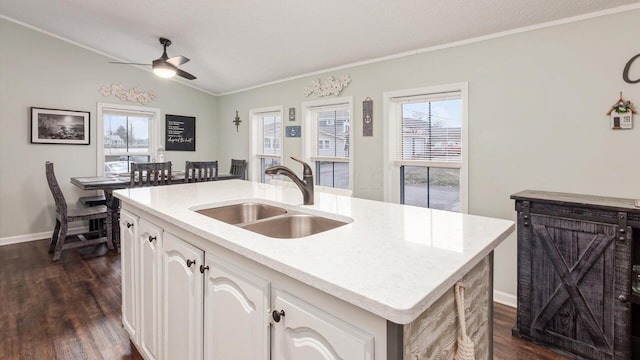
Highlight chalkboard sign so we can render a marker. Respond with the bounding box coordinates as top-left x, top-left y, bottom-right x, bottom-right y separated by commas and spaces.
165, 114, 196, 151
